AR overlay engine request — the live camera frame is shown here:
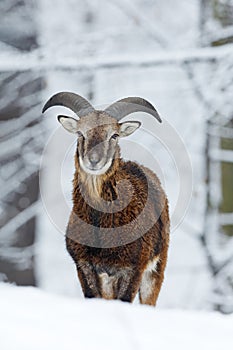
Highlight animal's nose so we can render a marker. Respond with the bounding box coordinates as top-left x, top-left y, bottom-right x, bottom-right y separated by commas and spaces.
89, 152, 100, 166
